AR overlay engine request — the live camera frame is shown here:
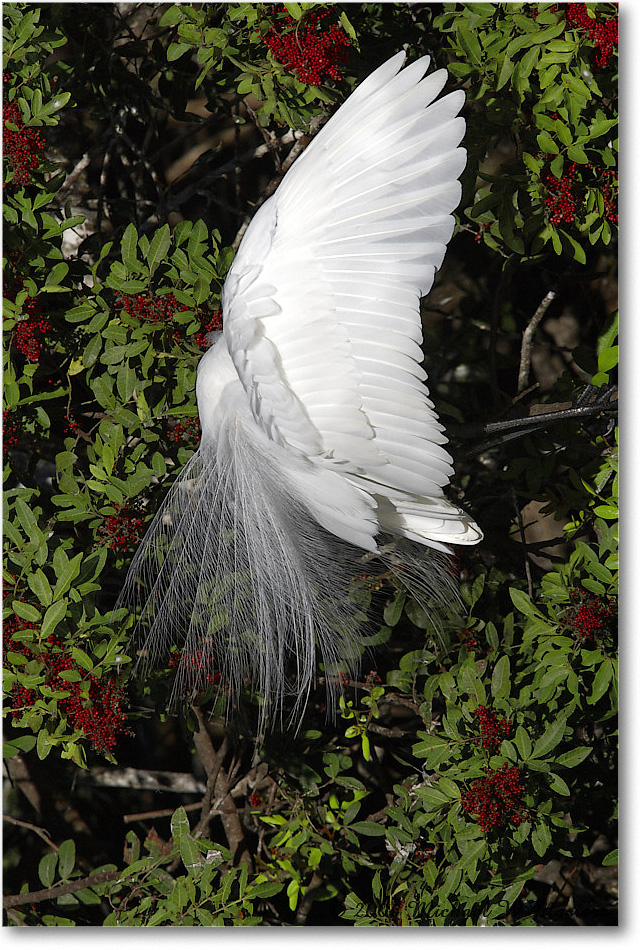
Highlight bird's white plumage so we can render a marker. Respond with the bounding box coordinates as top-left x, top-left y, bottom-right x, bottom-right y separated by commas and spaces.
122, 52, 482, 728
222, 51, 480, 551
